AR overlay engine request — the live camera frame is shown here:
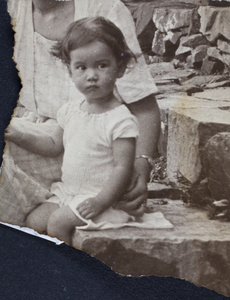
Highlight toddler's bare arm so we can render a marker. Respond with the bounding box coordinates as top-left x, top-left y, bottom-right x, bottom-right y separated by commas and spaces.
77, 137, 136, 219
